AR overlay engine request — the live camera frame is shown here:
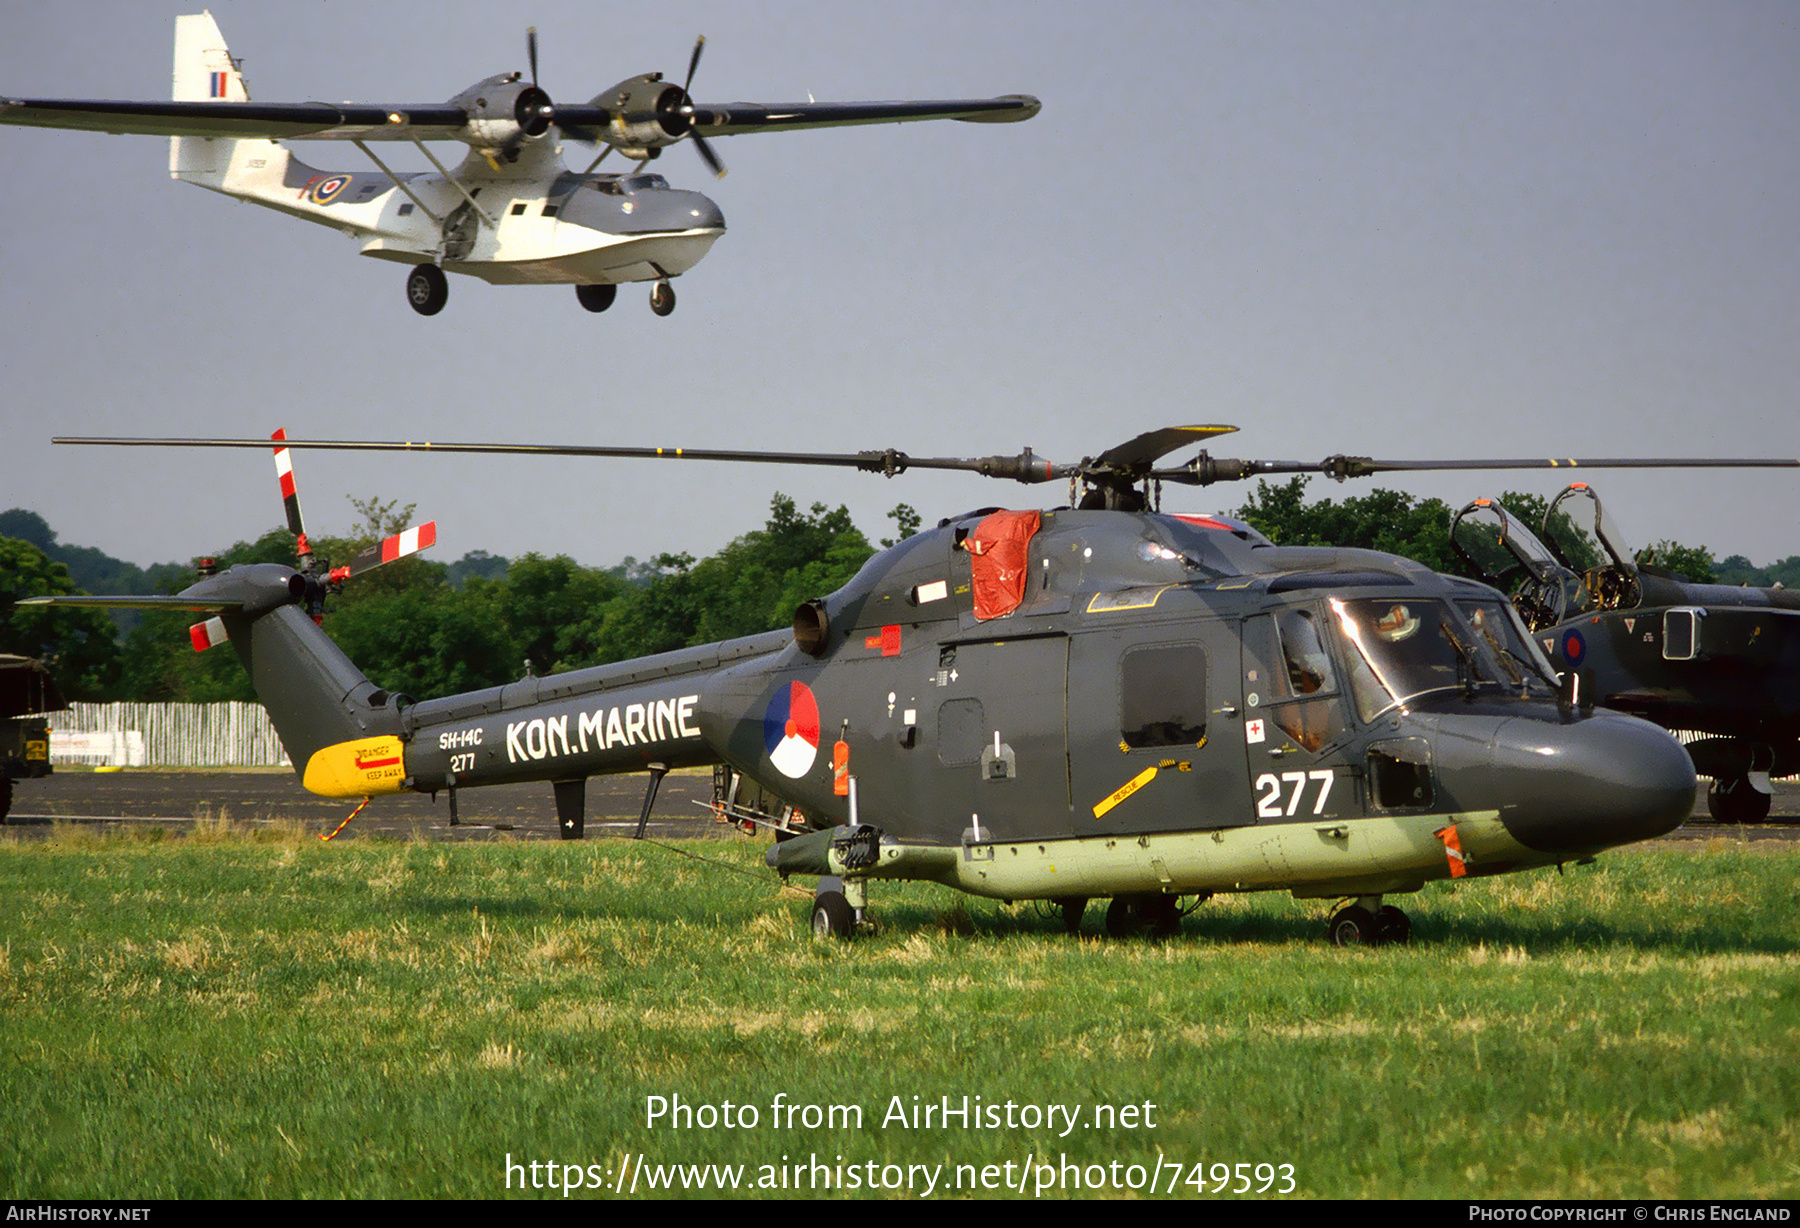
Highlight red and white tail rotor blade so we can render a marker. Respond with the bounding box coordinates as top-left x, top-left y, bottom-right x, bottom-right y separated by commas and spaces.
270, 428, 310, 558
188, 616, 229, 653
327, 522, 438, 583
